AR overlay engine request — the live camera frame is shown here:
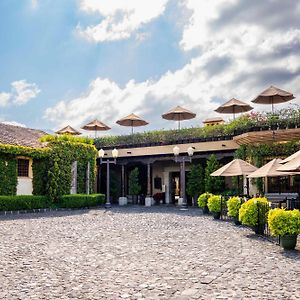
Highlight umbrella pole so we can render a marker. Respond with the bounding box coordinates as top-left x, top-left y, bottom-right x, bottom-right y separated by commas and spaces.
131, 126, 133, 135
271, 96, 274, 113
